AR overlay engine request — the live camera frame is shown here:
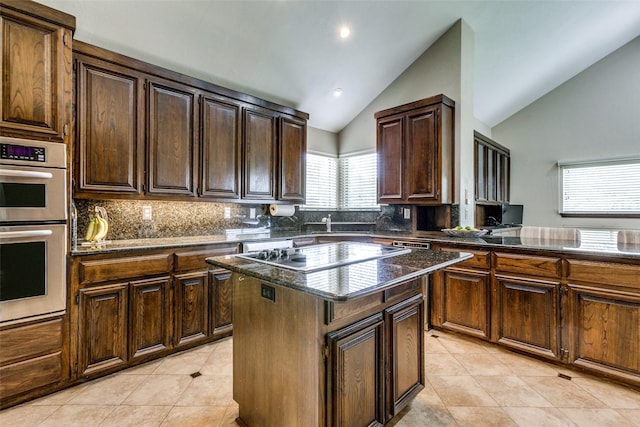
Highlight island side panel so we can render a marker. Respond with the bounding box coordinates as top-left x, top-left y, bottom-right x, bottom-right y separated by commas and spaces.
232, 274, 324, 427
